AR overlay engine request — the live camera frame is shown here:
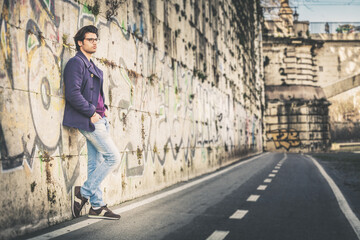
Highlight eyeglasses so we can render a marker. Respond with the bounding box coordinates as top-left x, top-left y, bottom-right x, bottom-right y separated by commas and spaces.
84, 38, 99, 43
